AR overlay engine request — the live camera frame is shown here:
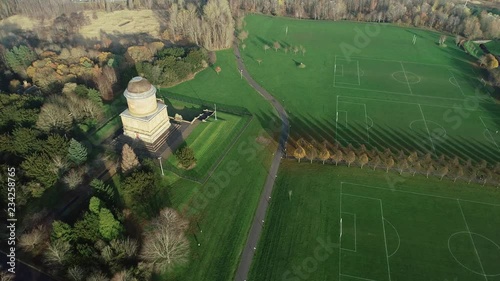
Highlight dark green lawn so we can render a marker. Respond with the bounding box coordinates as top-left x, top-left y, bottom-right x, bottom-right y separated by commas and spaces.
484, 40, 500, 54
250, 161, 500, 281
165, 112, 251, 180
